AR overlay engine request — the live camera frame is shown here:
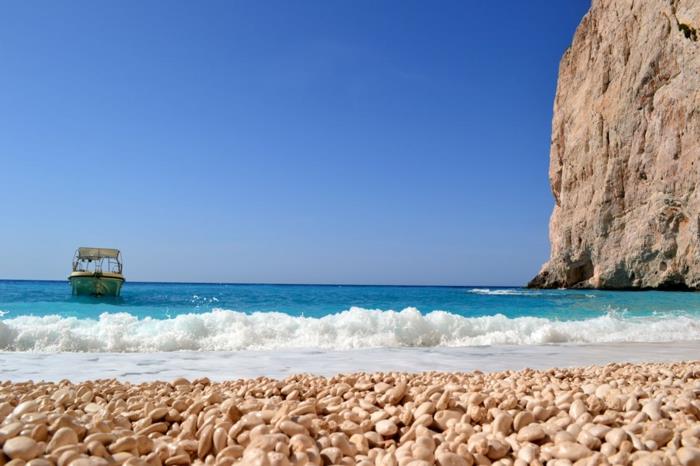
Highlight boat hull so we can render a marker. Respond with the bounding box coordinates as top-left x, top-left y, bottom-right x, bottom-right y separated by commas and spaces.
69, 273, 124, 297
